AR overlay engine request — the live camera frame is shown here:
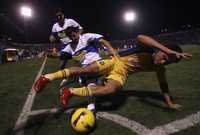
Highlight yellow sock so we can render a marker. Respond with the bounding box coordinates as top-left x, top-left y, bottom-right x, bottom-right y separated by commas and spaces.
71, 87, 92, 97
45, 69, 70, 81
